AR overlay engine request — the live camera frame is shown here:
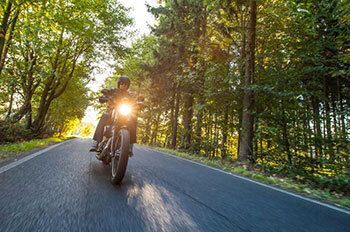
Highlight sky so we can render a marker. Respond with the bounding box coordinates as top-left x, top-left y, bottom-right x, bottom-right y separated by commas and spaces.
119, 0, 158, 36
82, 0, 158, 125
